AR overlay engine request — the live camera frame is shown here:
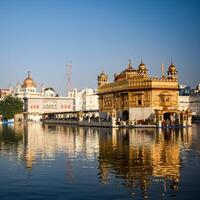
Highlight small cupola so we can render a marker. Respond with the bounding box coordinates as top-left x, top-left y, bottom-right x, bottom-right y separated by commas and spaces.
138, 58, 148, 75
167, 61, 178, 79
97, 69, 109, 87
